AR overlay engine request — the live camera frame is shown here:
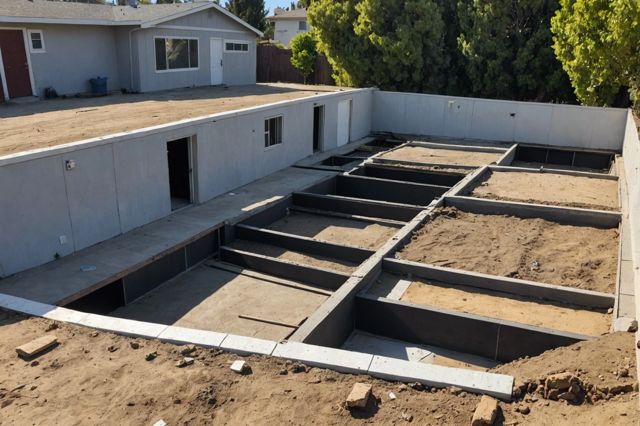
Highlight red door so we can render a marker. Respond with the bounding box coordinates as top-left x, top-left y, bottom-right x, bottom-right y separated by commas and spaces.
0, 30, 32, 98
